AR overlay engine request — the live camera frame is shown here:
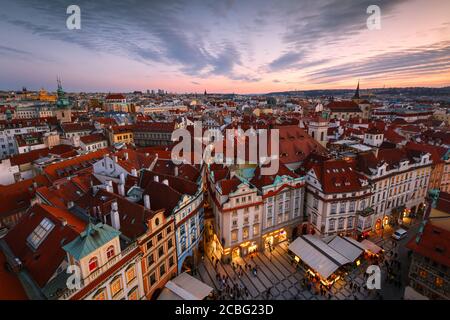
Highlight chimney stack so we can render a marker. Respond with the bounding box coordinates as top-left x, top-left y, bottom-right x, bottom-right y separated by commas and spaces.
174, 166, 179, 177
144, 194, 151, 210
162, 179, 169, 186
113, 155, 118, 163
111, 201, 120, 230
154, 175, 159, 182
119, 172, 126, 185
105, 180, 113, 193
124, 152, 129, 160
118, 183, 125, 196
131, 168, 138, 177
